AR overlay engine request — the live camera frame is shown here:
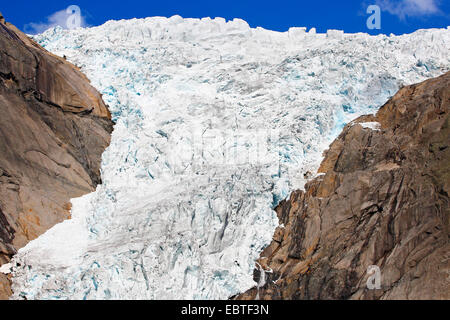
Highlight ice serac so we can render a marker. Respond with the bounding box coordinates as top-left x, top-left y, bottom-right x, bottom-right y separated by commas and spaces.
238, 72, 450, 300
0, 15, 113, 299
10, 16, 450, 299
